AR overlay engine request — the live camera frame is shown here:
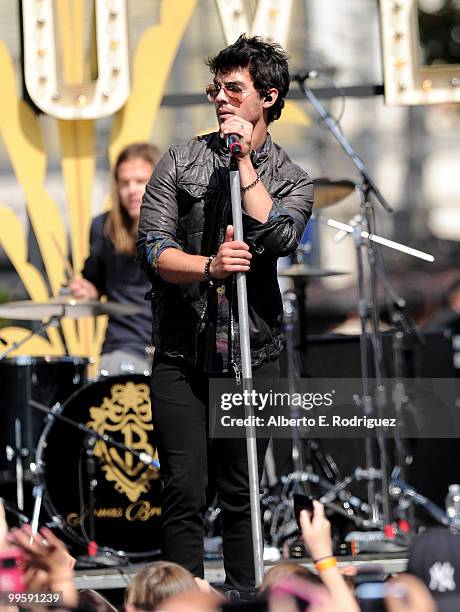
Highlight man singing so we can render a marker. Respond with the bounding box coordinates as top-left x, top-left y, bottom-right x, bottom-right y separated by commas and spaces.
136, 34, 313, 597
